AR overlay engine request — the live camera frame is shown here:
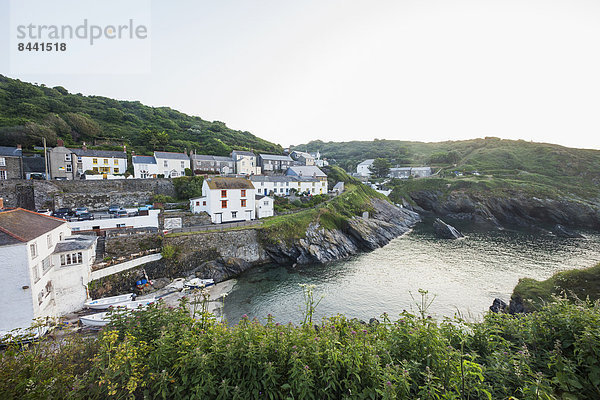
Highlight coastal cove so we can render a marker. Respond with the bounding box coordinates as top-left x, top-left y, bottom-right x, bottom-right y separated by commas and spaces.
223, 223, 600, 324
